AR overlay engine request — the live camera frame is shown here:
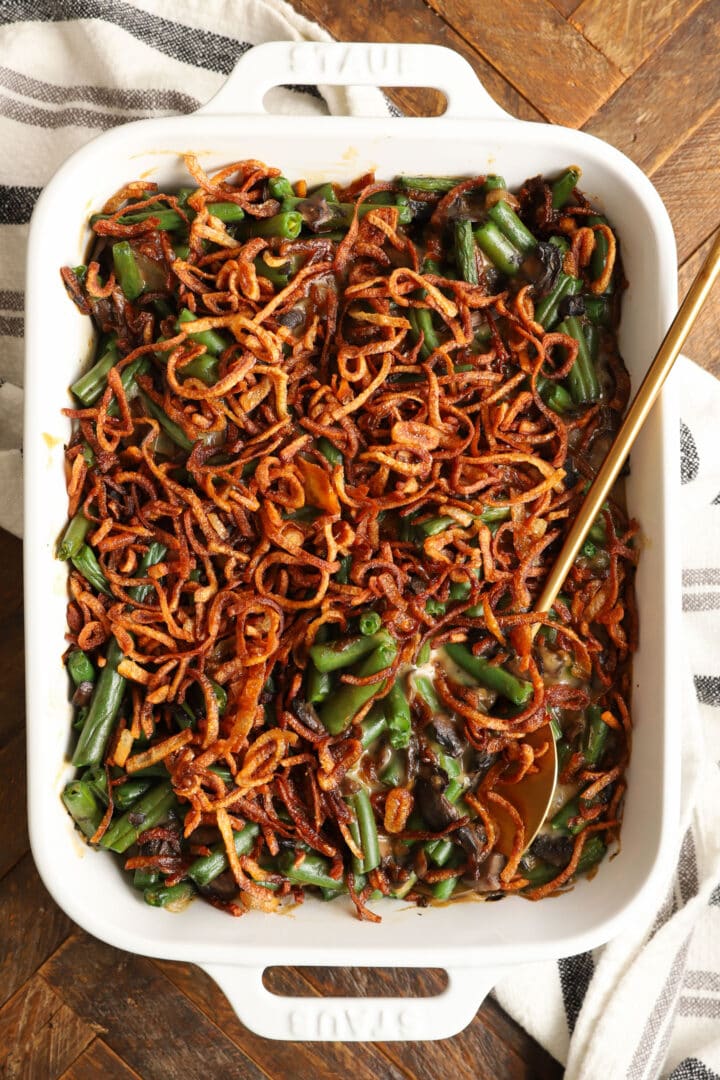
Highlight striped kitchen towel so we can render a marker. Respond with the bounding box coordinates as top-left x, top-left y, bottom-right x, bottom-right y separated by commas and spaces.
2, 4, 719, 1076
